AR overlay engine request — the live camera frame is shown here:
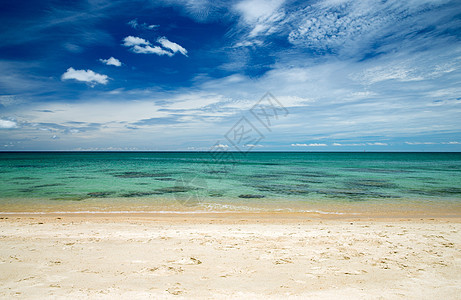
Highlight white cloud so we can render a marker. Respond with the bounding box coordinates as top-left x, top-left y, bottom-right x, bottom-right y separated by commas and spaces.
61, 68, 108, 86
123, 36, 150, 47
291, 143, 327, 147
132, 45, 173, 56
123, 36, 187, 57
367, 142, 388, 146
332, 143, 367, 146
99, 57, 122, 67
442, 141, 460, 145
157, 37, 188, 56
214, 144, 229, 148
405, 142, 436, 145
0, 119, 17, 129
